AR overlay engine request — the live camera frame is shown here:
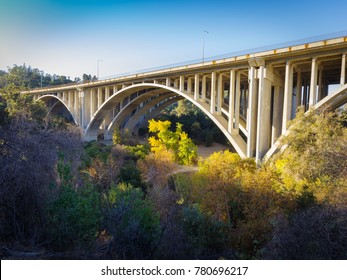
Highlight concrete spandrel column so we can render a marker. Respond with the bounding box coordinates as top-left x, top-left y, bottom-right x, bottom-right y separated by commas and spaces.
74, 91, 78, 122
90, 89, 95, 117
296, 69, 302, 110
228, 69, 236, 134
282, 61, 294, 134
194, 74, 199, 101
97, 88, 102, 109
105, 87, 110, 101
113, 85, 118, 95
256, 65, 272, 163
179, 76, 185, 92
309, 57, 318, 107
210, 71, 216, 113
247, 66, 258, 158
234, 71, 241, 130
272, 86, 283, 145
318, 67, 323, 102
202, 75, 207, 101
341, 53, 346, 85
187, 77, 192, 93
68, 91, 73, 109
217, 73, 223, 114
83, 89, 91, 127
79, 90, 84, 128
166, 77, 171, 87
